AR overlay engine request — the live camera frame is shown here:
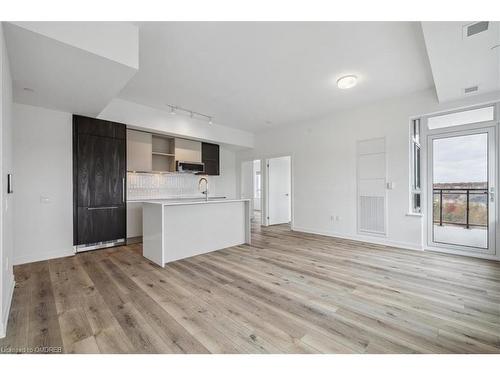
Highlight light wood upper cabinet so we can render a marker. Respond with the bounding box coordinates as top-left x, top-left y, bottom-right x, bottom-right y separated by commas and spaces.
175, 138, 202, 163
175, 138, 201, 163
127, 130, 208, 173
127, 129, 152, 172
